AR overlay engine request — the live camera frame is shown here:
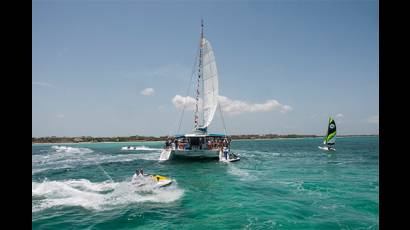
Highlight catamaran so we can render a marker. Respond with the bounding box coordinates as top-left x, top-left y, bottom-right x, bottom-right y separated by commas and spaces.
319, 117, 337, 151
159, 21, 239, 162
